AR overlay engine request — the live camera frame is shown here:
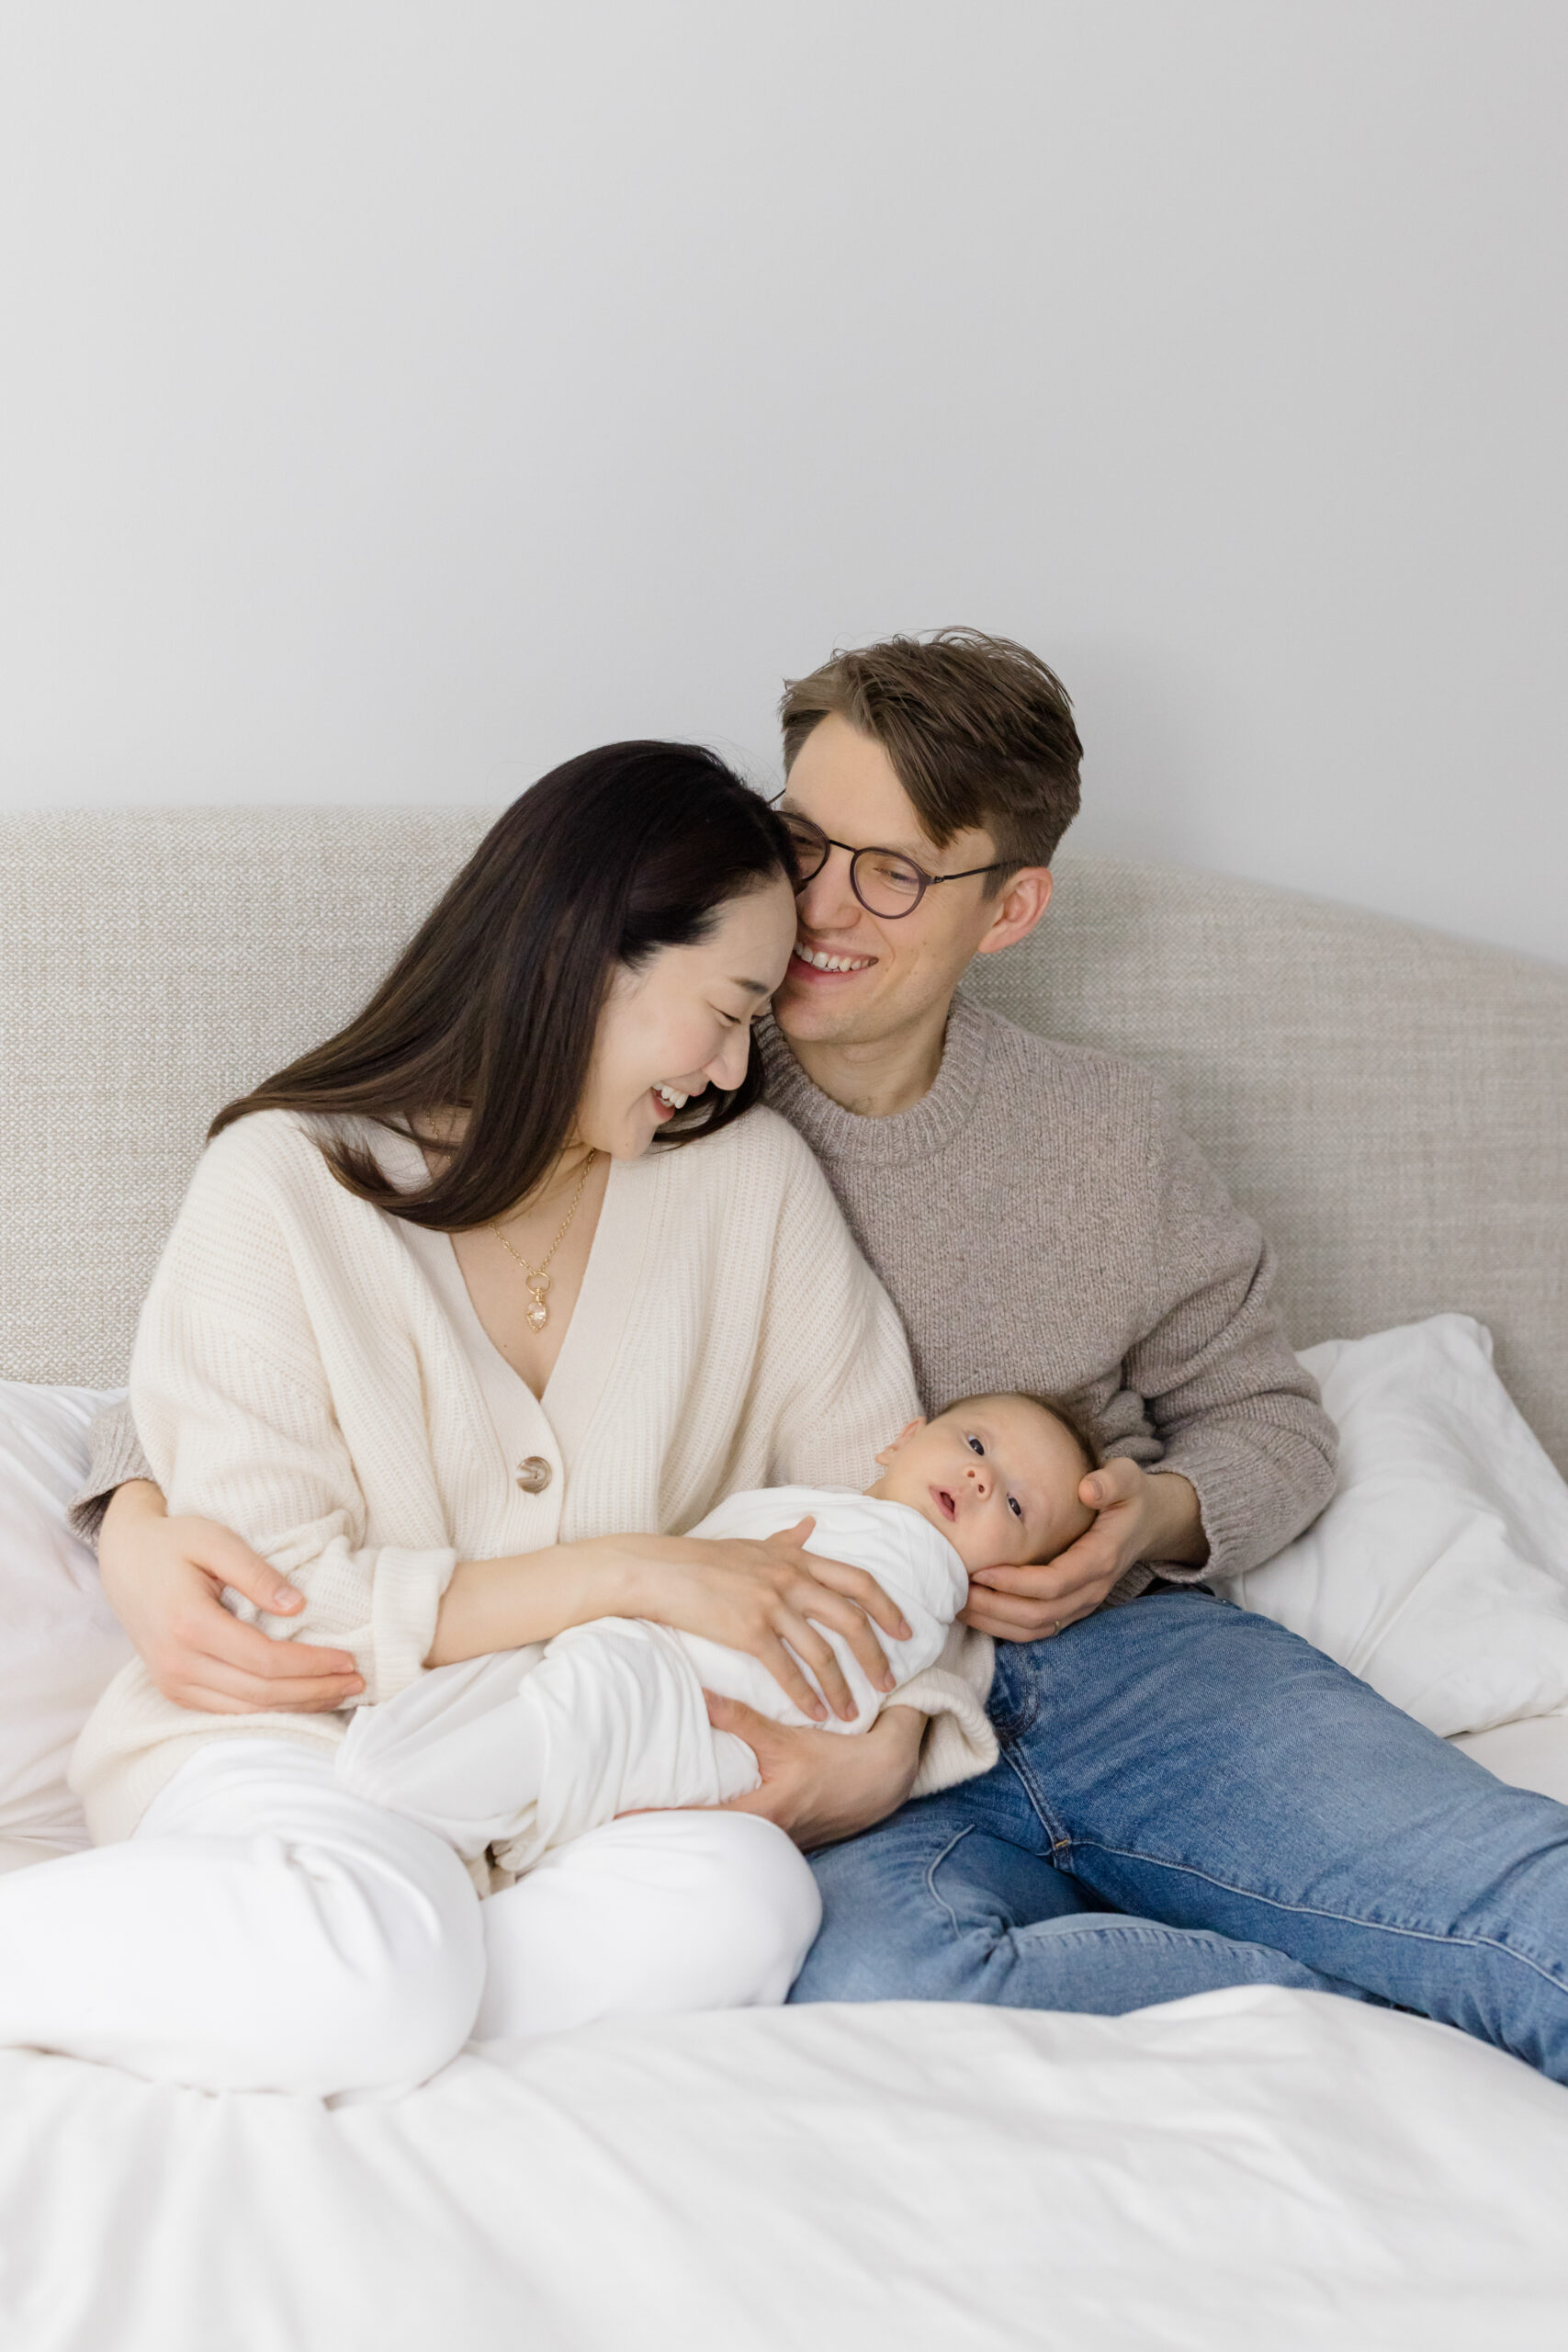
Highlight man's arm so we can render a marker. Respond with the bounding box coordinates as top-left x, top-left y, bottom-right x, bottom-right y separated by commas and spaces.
67, 1396, 157, 1551
705, 1695, 927, 1850
960, 1459, 1205, 1637
964, 1084, 1337, 1643
1112, 1101, 1338, 1578
704, 1625, 999, 1849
